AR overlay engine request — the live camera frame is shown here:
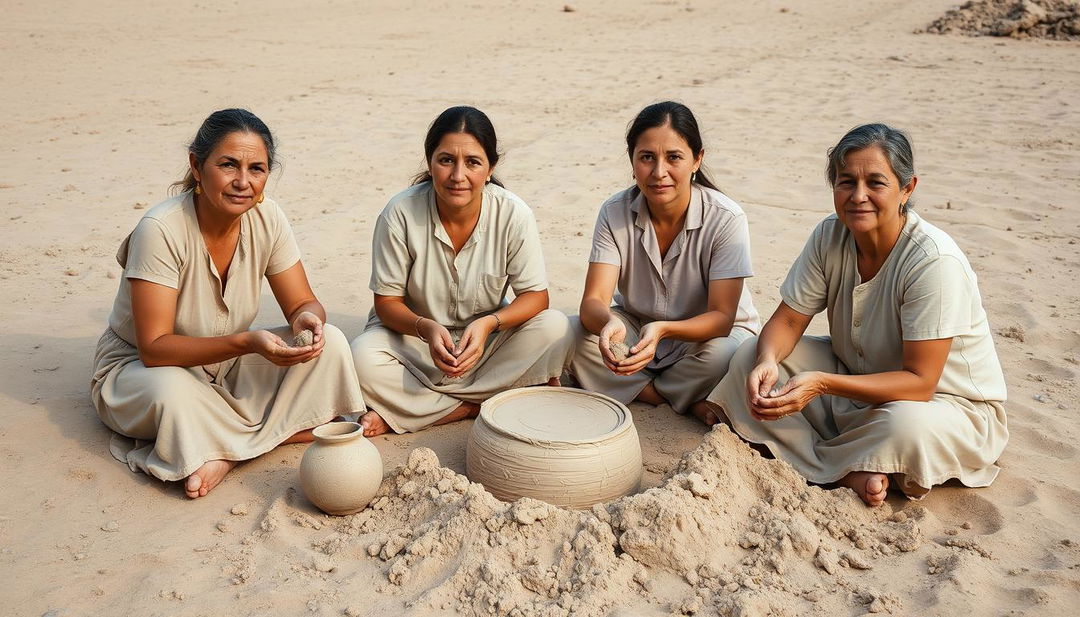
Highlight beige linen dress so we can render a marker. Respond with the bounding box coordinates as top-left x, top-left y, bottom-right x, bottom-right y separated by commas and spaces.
569, 186, 760, 412
350, 183, 574, 433
708, 211, 1008, 493
91, 192, 366, 481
